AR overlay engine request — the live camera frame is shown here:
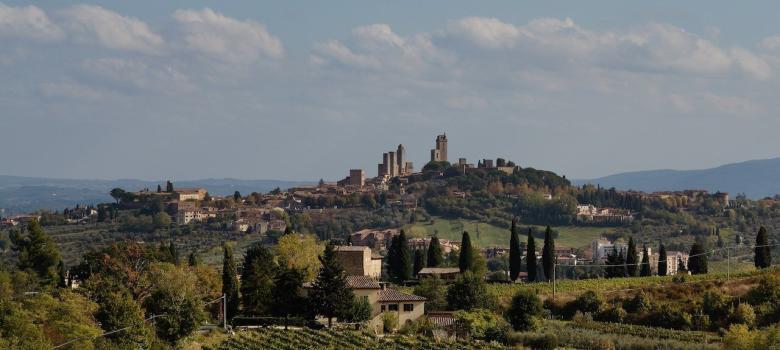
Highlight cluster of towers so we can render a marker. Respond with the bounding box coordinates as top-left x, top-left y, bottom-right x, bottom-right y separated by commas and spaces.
430, 133, 448, 163
378, 144, 413, 178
